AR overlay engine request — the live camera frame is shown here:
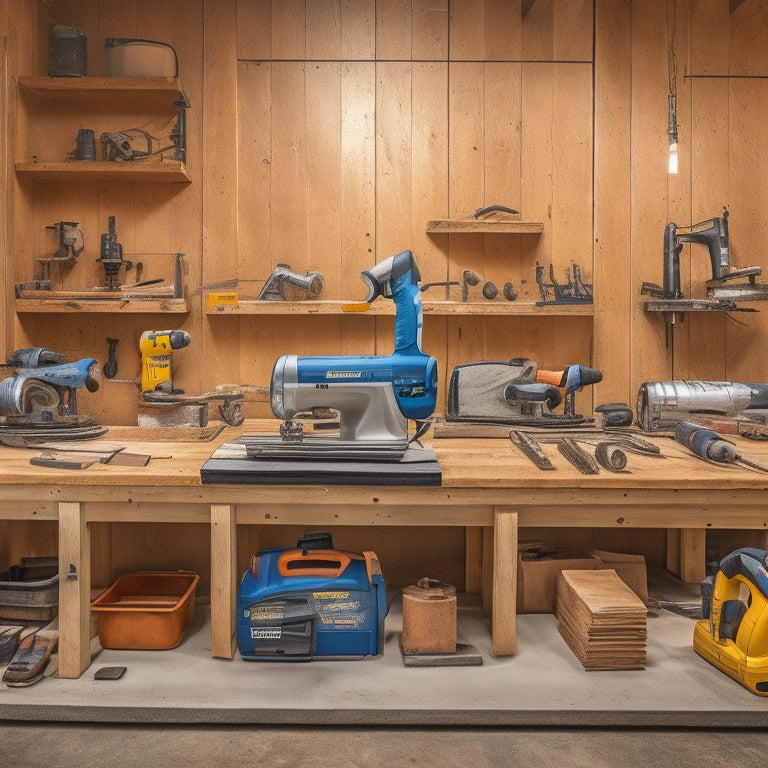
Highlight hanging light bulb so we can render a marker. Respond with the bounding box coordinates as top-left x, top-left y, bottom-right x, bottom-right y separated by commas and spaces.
667, 93, 678, 175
